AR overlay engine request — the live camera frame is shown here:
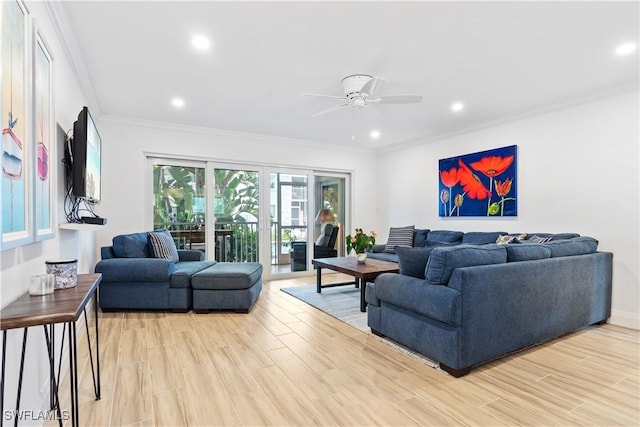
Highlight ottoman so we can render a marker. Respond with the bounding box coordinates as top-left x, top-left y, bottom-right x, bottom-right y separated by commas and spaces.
191, 262, 263, 313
